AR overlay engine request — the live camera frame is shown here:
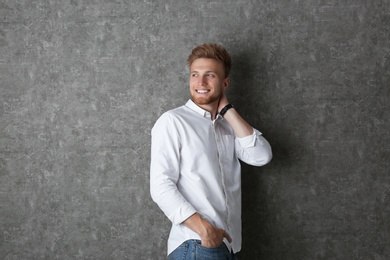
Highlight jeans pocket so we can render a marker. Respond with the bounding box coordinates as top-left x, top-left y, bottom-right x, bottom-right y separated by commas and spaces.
168, 241, 189, 260
196, 242, 230, 259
